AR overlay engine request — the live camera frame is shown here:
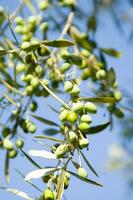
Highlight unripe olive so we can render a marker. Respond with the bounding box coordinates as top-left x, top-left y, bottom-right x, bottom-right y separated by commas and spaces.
25, 53, 35, 64
40, 22, 48, 32
28, 124, 36, 133
41, 79, 49, 86
68, 131, 77, 143
81, 68, 91, 80
59, 109, 68, 121
25, 85, 34, 96
67, 111, 77, 123
77, 167, 88, 178
30, 77, 39, 89
64, 81, 73, 92
16, 139, 24, 149
42, 174, 52, 183
81, 114, 92, 123
84, 102, 97, 114
64, 176, 69, 189
69, 84, 80, 96
14, 16, 24, 25
21, 41, 31, 51
43, 188, 54, 200
81, 49, 90, 57
22, 33, 33, 42
79, 138, 89, 148
15, 25, 25, 34
37, 45, 50, 56
35, 65, 44, 77
3, 139, 14, 151
96, 69, 106, 80
24, 74, 33, 82
60, 63, 71, 72
114, 108, 124, 118
72, 102, 83, 112
114, 90, 122, 101
2, 127, 11, 138
78, 122, 90, 132
8, 149, 18, 158
30, 38, 40, 50
28, 15, 37, 25
30, 101, 38, 112
55, 144, 67, 158
16, 64, 26, 74
39, 1, 50, 11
